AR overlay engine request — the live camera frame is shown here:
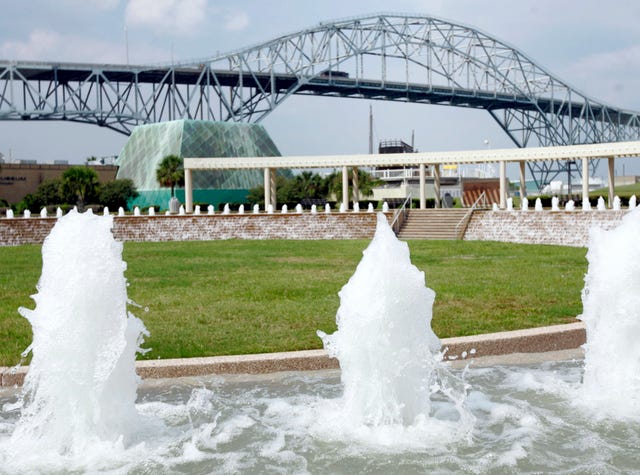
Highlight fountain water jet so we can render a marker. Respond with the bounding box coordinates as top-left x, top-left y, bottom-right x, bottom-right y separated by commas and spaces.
316, 213, 472, 444
579, 206, 640, 417
0, 209, 149, 469
535, 198, 543, 211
